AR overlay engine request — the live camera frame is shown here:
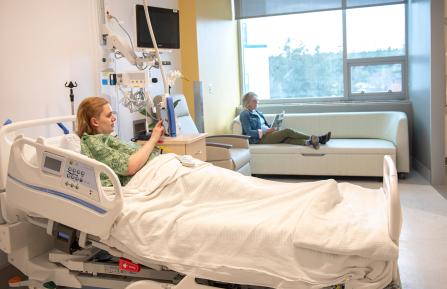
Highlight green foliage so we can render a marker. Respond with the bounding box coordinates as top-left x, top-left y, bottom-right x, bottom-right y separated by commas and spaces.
139, 108, 149, 116
268, 41, 403, 98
